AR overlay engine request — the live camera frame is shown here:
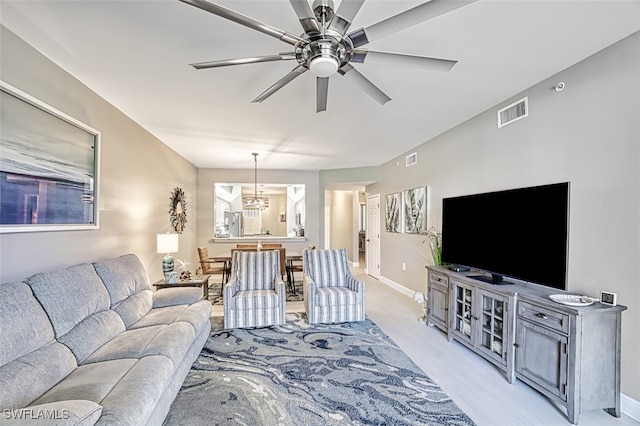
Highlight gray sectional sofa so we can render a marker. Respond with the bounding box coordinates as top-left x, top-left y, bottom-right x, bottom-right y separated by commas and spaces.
0, 254, 212, 425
